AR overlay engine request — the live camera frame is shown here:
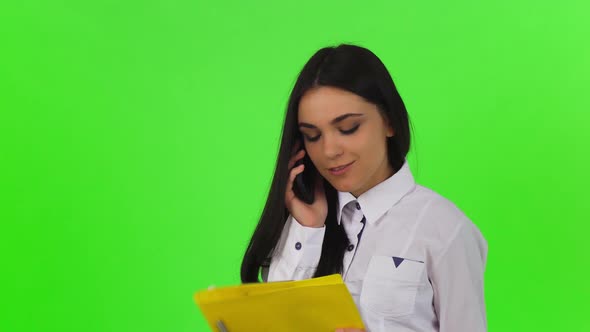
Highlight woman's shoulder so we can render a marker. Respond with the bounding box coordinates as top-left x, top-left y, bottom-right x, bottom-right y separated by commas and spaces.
402, 184, 467, 217
399, 184, 486, 259
401, 184, 478, 236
